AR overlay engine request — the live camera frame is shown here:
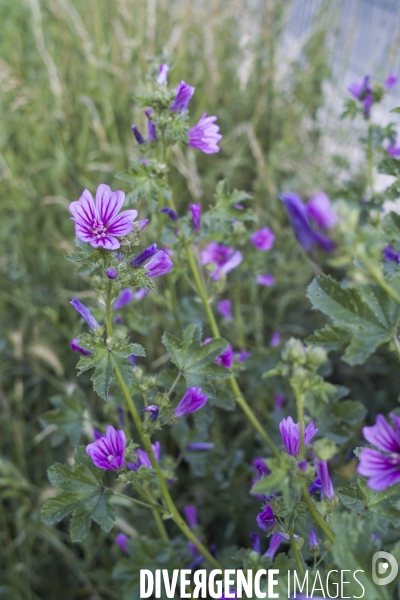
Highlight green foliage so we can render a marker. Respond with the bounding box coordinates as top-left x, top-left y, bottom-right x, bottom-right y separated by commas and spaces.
116, 159, 171, 211
40, 391, 85, 447
307, 274, 400, 364
162, 324, 231, 397
201, 180, 256, 234
77, 335, 145, 399
41, 447, 116, 542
